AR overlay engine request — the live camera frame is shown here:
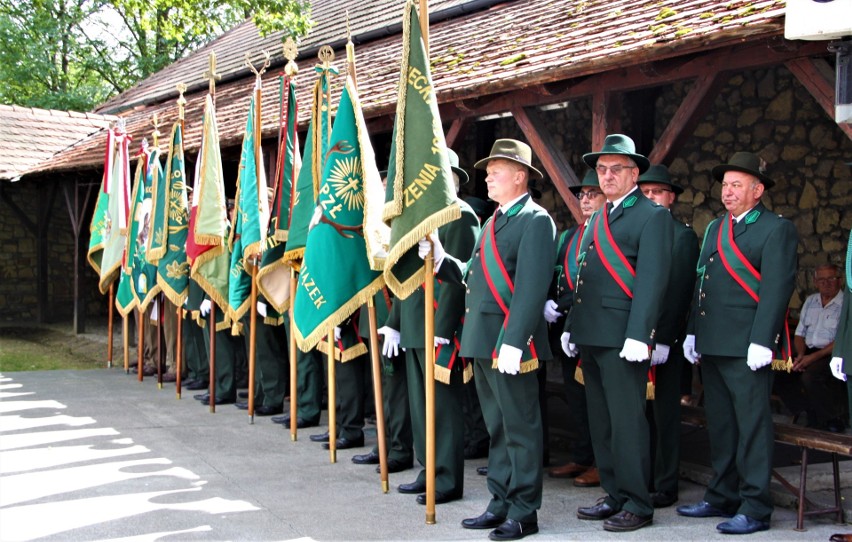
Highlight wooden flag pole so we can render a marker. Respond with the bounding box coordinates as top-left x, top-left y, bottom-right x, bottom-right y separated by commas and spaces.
175, 304, 183, 399
123, 315, 129, 373
328, 330, 337, 463
137, 309, 144, 381
157, 295, 164, 389
368, 298, 390, 492
209, 303, 217, 413
289, 269, 299, 441
107, 282, 115, 368
248, 261, 259, 423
